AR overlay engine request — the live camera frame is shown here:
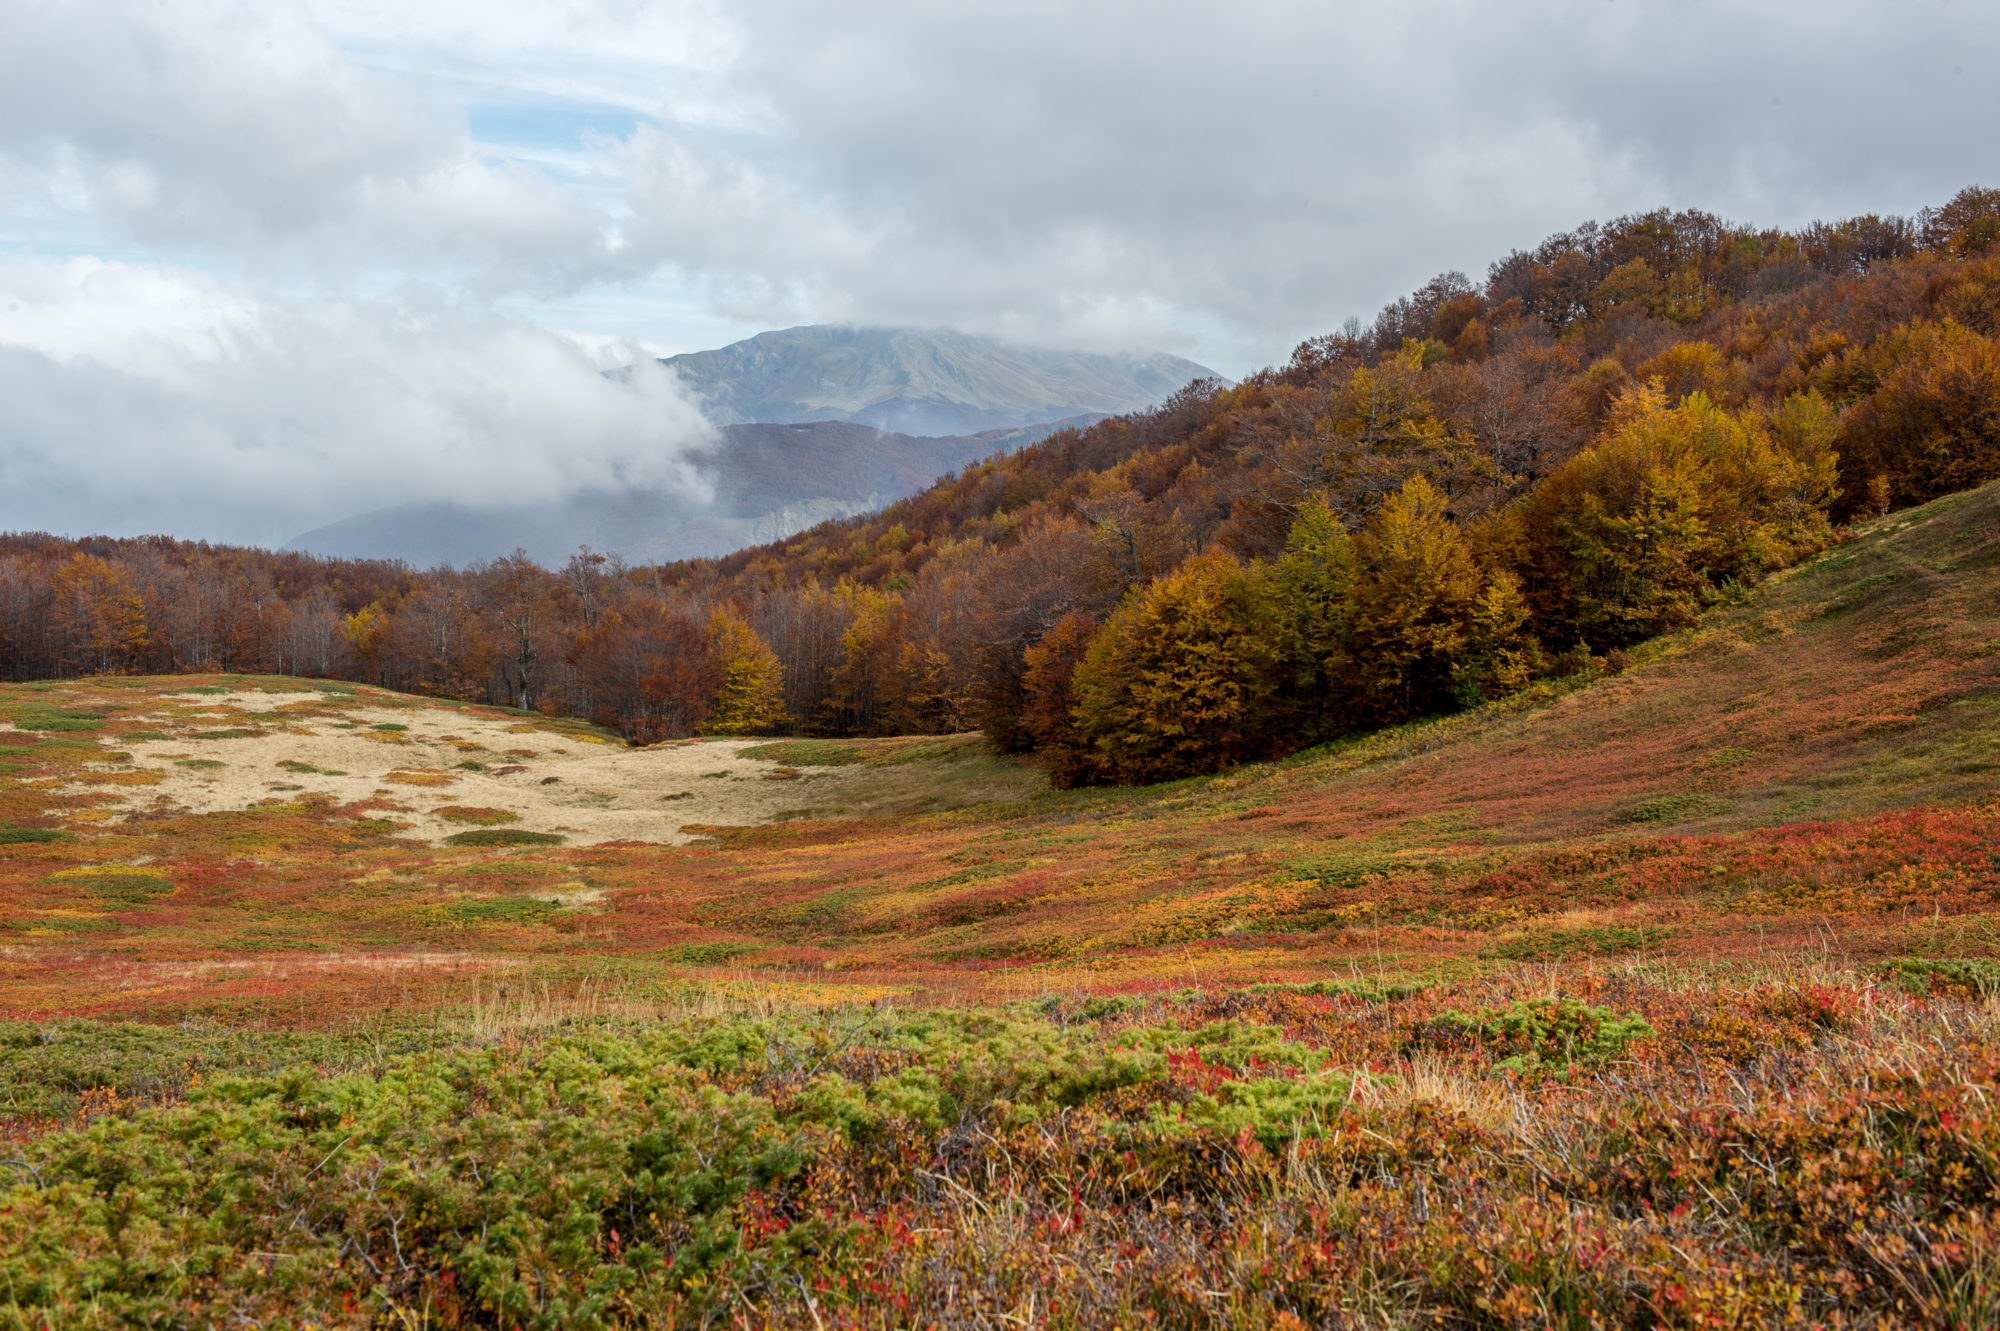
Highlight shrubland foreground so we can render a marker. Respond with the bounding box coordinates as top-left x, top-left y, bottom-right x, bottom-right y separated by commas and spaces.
0, 481, 1997, 1325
